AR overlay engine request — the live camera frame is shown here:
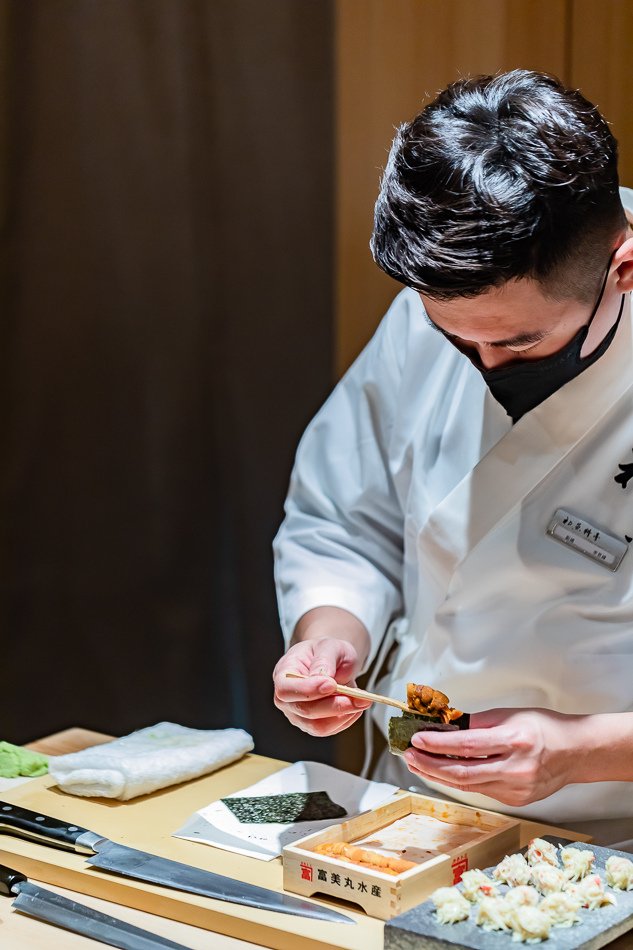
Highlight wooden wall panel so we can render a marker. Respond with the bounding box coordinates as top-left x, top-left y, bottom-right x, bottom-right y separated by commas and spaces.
335, 0, 569, 373
569, 0, 633, 188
